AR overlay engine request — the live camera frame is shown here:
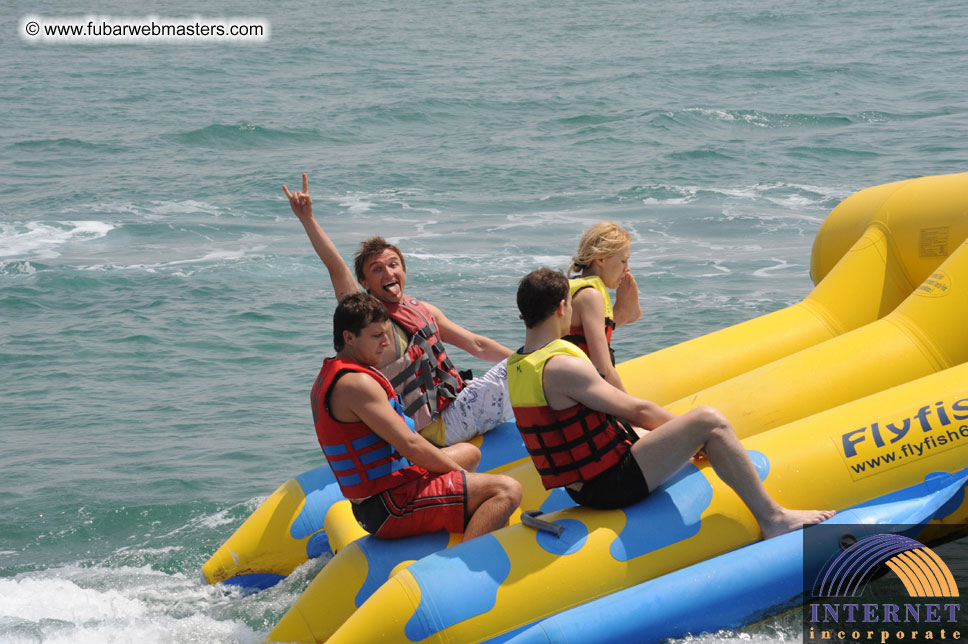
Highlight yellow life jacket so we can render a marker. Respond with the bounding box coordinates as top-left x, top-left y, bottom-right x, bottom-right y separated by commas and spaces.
565, 275, 616, 364
507, 339, 632, 489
